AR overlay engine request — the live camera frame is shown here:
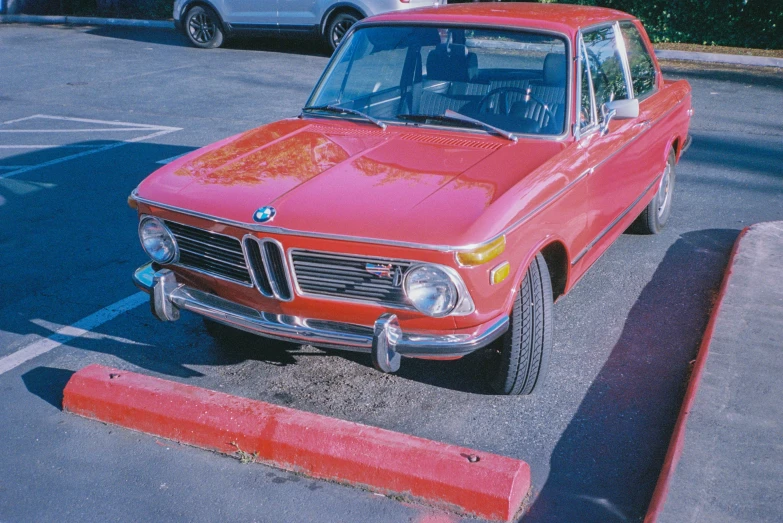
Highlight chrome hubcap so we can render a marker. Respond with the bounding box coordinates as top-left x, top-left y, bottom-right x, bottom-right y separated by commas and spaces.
189, 12, 216, 43
656, 163, 672, 218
